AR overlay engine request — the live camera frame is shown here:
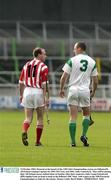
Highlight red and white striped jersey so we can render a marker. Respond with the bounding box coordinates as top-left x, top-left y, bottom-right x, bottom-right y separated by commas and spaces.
19, 58, 48, 88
